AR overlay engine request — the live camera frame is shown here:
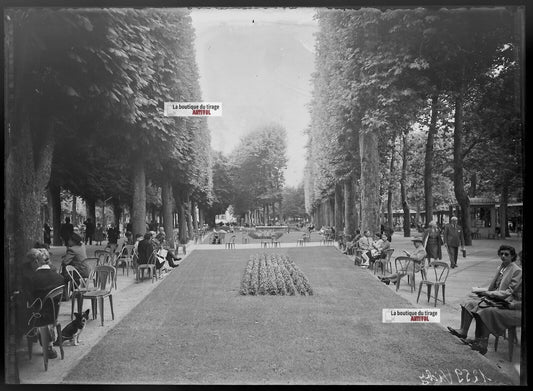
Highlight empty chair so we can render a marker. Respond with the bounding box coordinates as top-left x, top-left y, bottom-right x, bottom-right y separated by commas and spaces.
271, 235, 280, 248
393, 256, 416, 292
26, 285, 65, 370
65, 265, 96, 319
94, 250, 112, 266
81, 265, 116, 326
225, 235, 236, 249
116, 244, 135, 276
417, 261, 450, 306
